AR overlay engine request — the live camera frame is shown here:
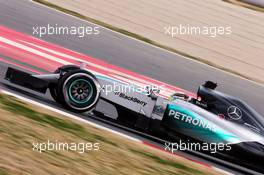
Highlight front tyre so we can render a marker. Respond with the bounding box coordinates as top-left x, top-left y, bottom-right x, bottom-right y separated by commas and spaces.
57, 70, 100, 112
